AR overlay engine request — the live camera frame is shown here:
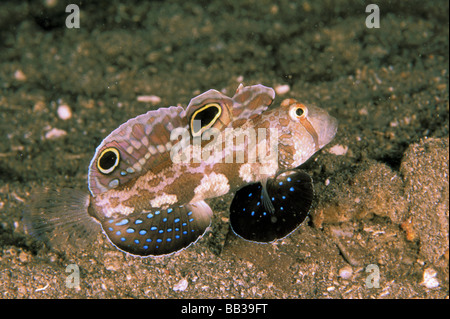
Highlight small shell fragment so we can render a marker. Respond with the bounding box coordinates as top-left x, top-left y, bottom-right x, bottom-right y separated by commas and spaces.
338, 265, 353, 280
328, 144, 348, 156
14, 69, 27, 81
57, 104, 72, 120
421, 267, 439, 289
137, 95, 161, 104
275, 84, 290, 95
45, 128, 67, 140
173, 278, 188, 292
